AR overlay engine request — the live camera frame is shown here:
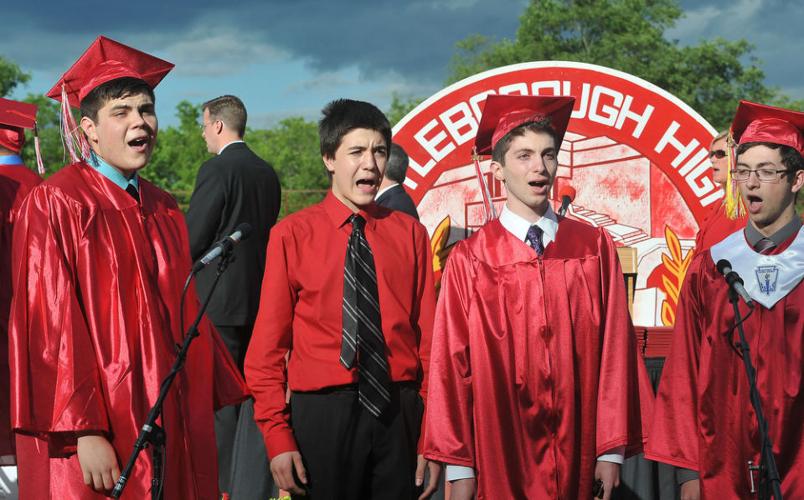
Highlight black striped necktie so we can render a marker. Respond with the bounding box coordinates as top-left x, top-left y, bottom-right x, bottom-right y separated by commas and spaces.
340, 214, 391, 417
126, 184, 140, 202
754, 237, 776, 255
